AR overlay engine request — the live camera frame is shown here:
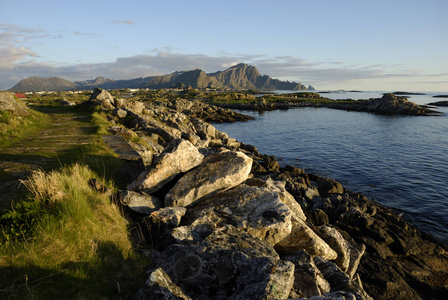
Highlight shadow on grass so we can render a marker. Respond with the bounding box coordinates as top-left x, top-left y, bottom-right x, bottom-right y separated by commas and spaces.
0, 143, 129, 212
0, 241, 146, 300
